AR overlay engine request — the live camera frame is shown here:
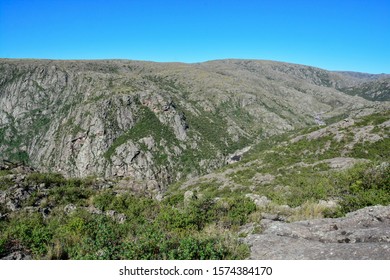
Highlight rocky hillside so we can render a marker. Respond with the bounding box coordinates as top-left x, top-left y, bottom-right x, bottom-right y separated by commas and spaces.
1, 59, 388, 189
339, 77, 390, 101
1, 111, 389, 260
169, 110, 390, 259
